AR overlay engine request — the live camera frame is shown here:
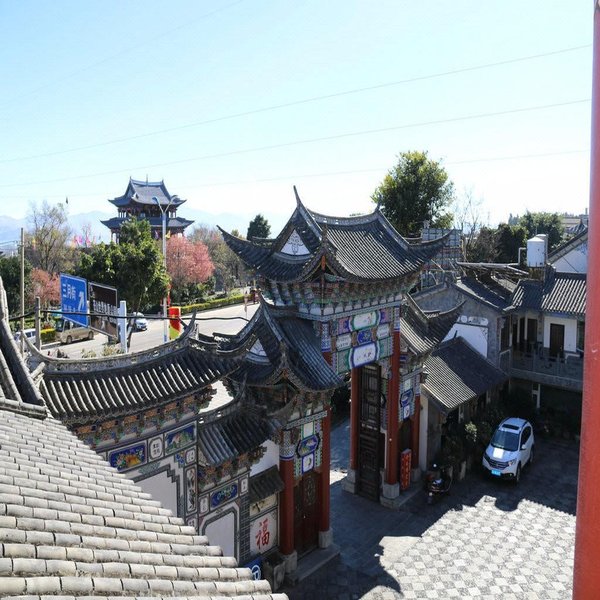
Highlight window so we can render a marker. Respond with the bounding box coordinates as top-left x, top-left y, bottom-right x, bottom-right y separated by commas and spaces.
521, 426, 531, 446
